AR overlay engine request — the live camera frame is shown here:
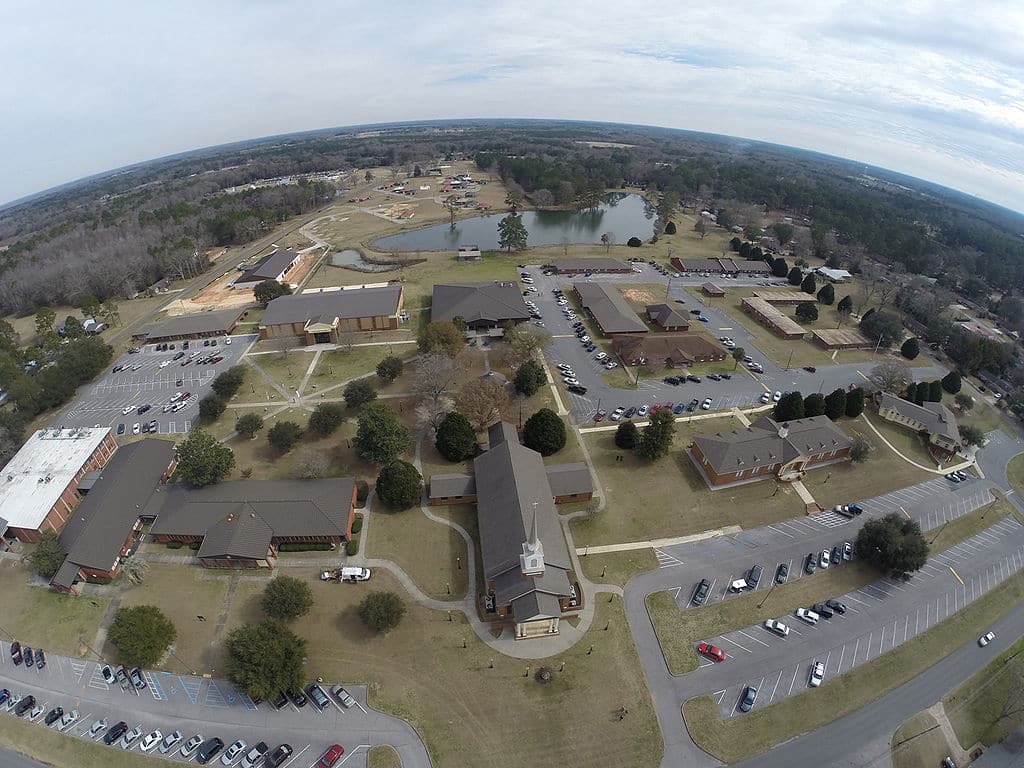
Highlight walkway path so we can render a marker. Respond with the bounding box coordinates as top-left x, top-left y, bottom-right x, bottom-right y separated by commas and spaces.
790, 479, 816, 506
574, 526, 742, 555
860, 413, 976, 475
